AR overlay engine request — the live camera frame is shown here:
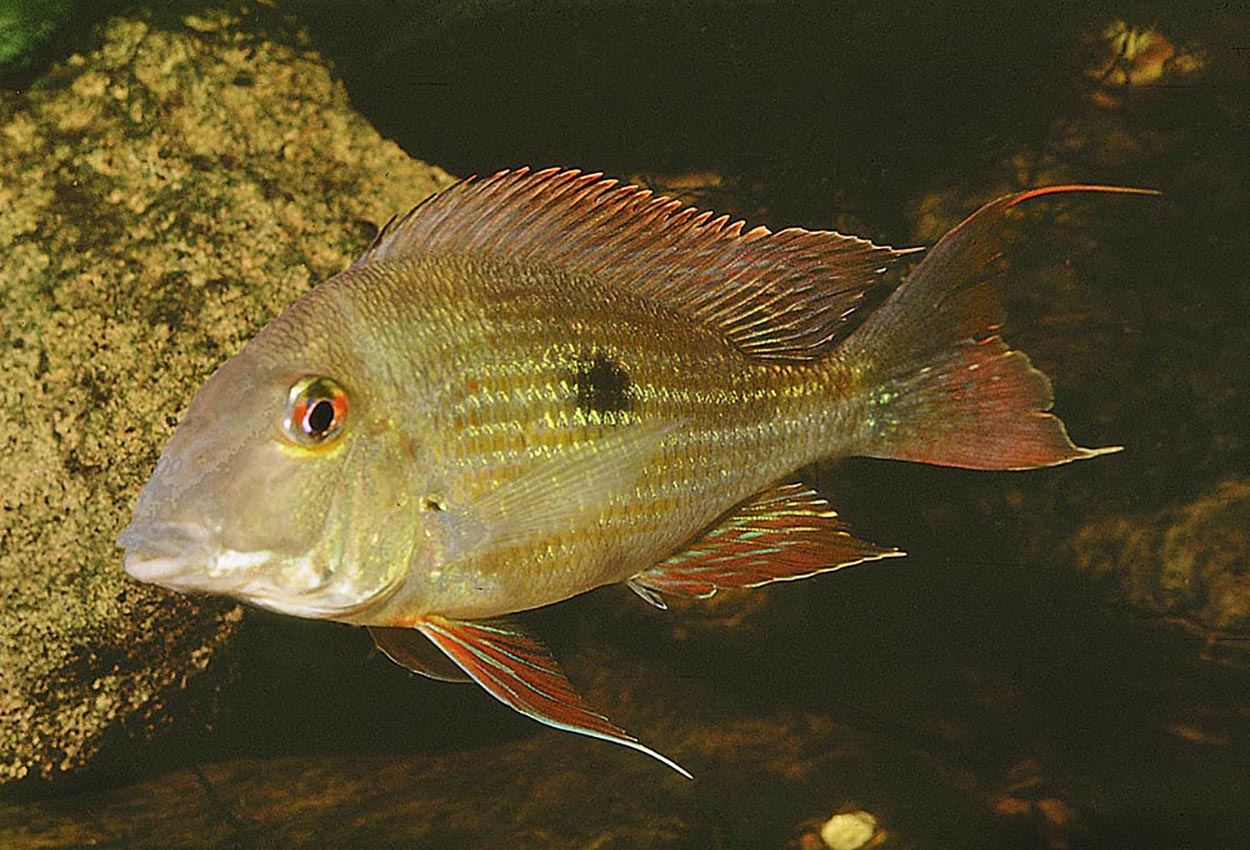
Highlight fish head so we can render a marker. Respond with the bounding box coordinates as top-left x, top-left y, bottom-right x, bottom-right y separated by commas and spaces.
118, 299, 422, 620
